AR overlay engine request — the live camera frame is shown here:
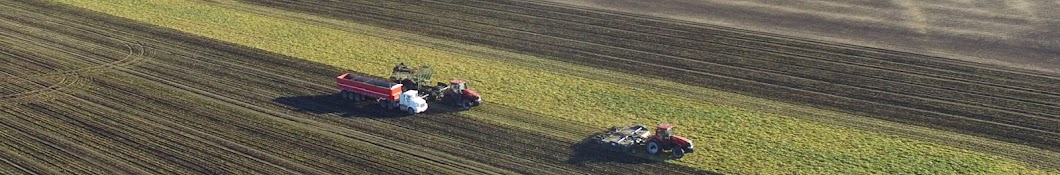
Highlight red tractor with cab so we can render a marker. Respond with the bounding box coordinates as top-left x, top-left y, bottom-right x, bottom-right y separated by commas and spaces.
593, 123, 695, 159
439, 79, 481, 109
645, 124, 694, 158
